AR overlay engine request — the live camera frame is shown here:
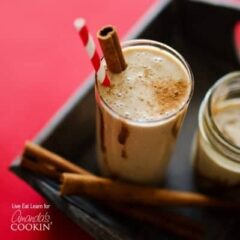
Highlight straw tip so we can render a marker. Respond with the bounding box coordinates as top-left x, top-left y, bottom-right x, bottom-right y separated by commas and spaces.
73, 18, 86, 31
